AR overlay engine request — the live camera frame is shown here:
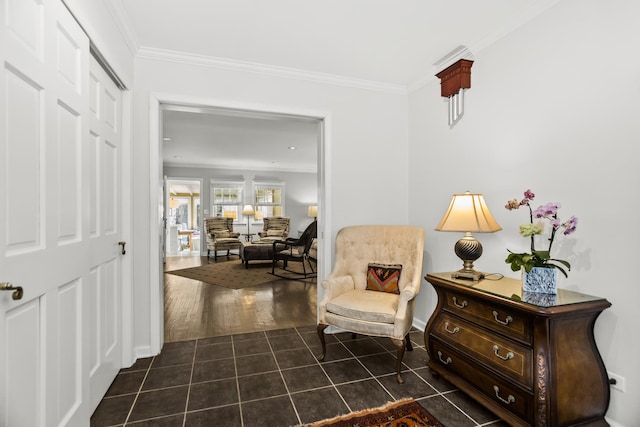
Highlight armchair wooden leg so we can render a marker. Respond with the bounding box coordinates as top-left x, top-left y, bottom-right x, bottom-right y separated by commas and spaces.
317, 324, 329, 361
405, 333, 413, 351
391, 338, 406, 384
